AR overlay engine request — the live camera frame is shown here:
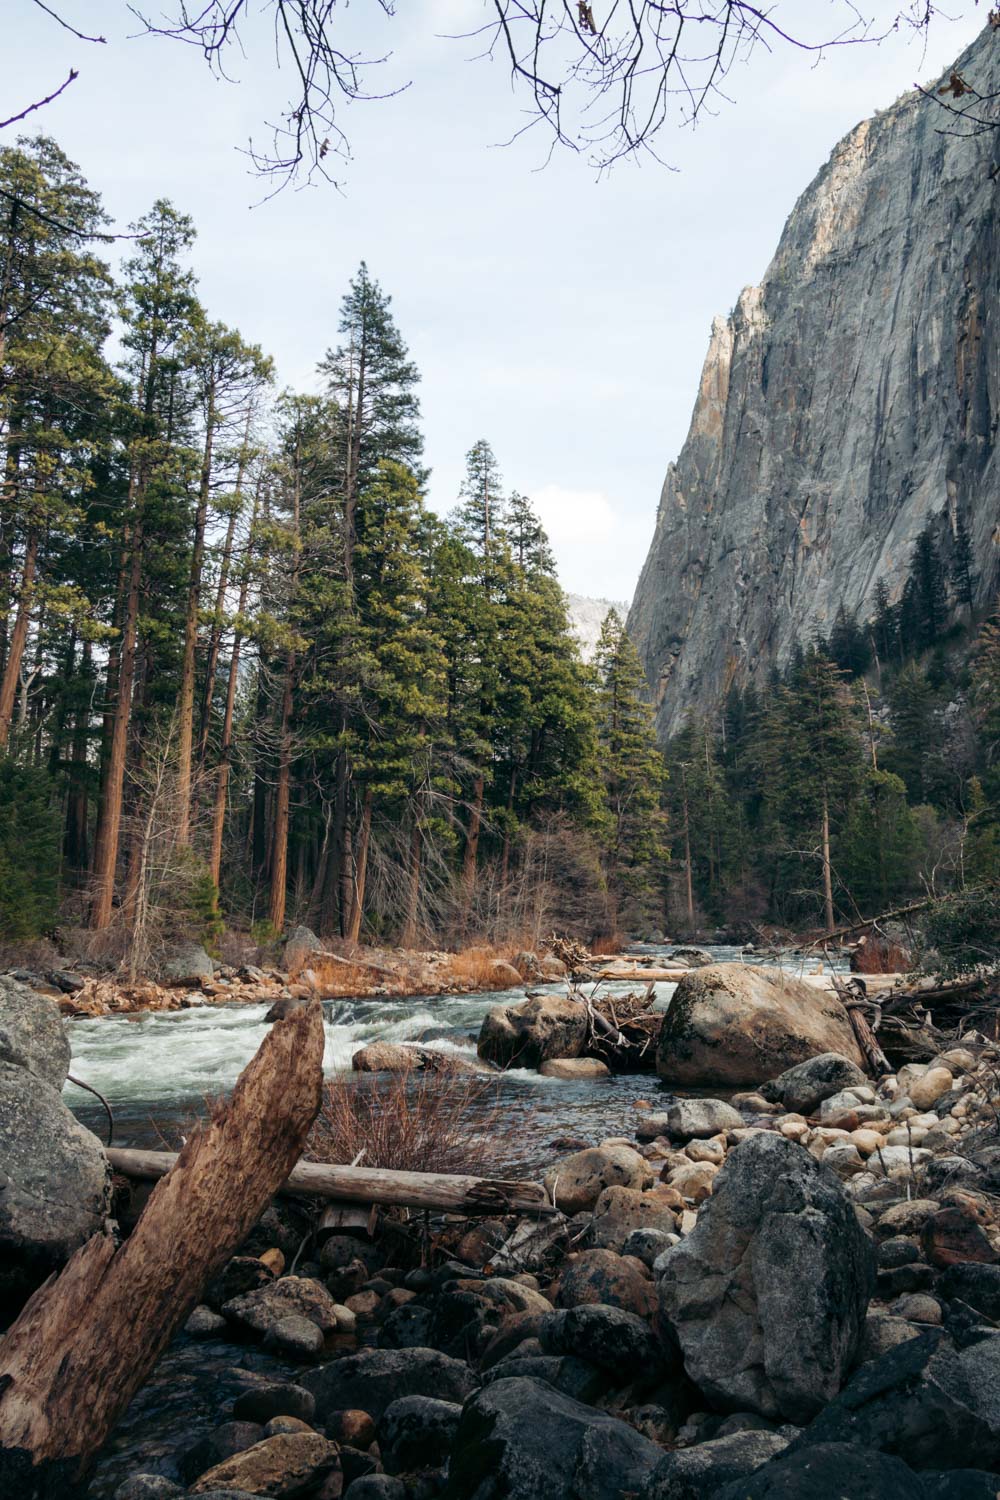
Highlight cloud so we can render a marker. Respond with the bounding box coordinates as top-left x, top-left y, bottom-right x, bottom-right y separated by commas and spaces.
531, 484, 618, 543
